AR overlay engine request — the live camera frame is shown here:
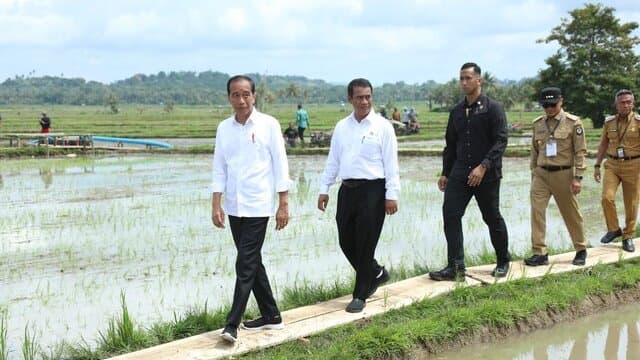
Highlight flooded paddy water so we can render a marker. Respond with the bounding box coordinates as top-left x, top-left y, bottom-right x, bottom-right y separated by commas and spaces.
437, 302, 640, 359
0, 153, 618, 354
